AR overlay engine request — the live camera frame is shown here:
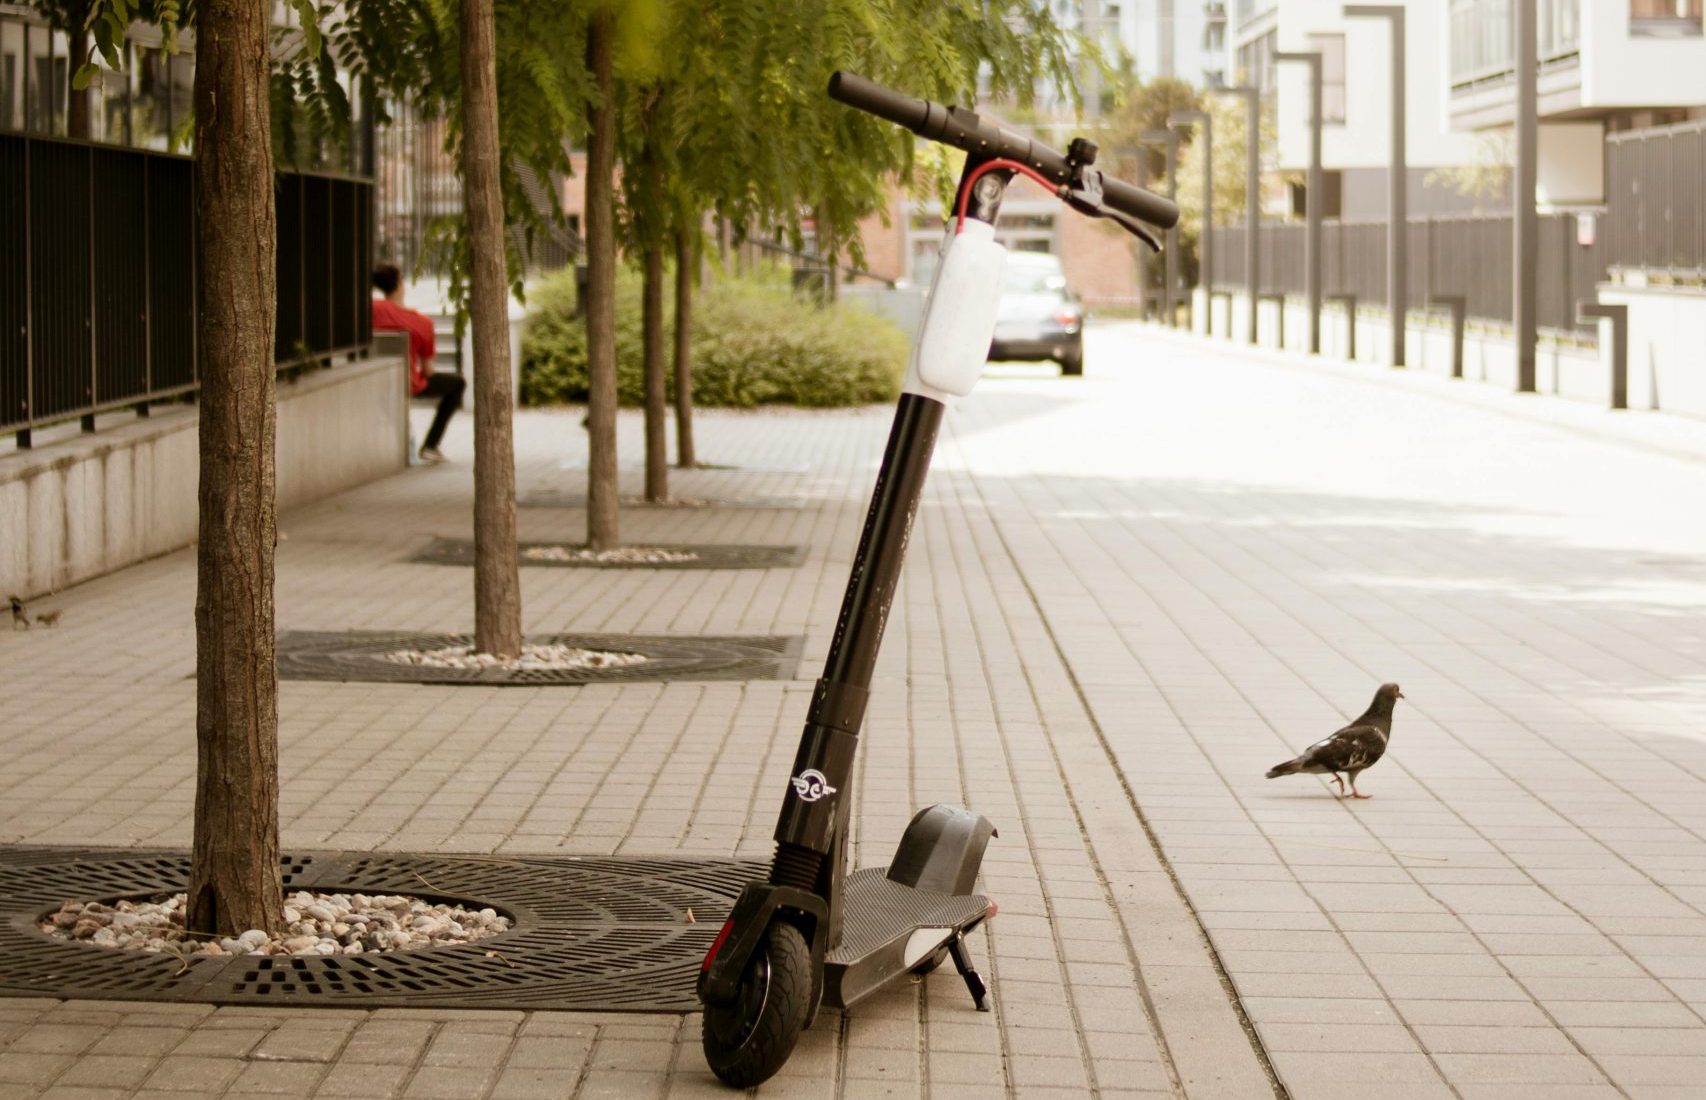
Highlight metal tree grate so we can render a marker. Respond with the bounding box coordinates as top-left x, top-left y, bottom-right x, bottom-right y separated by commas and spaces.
409, 538, 805, 570
275, 632, 803, 686
0, 847, 761, 1011
518, 491, 811, 511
